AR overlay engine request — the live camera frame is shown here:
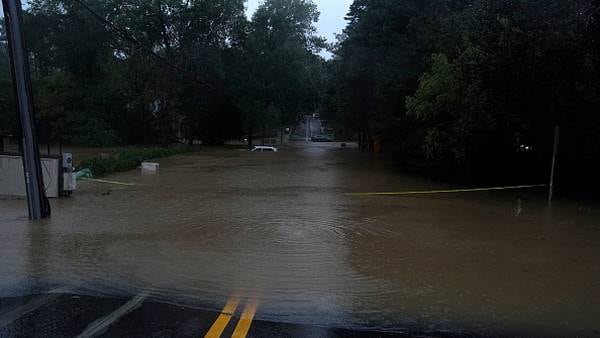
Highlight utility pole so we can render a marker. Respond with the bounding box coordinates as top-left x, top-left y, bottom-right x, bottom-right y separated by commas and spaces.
2, 0, 51, 219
